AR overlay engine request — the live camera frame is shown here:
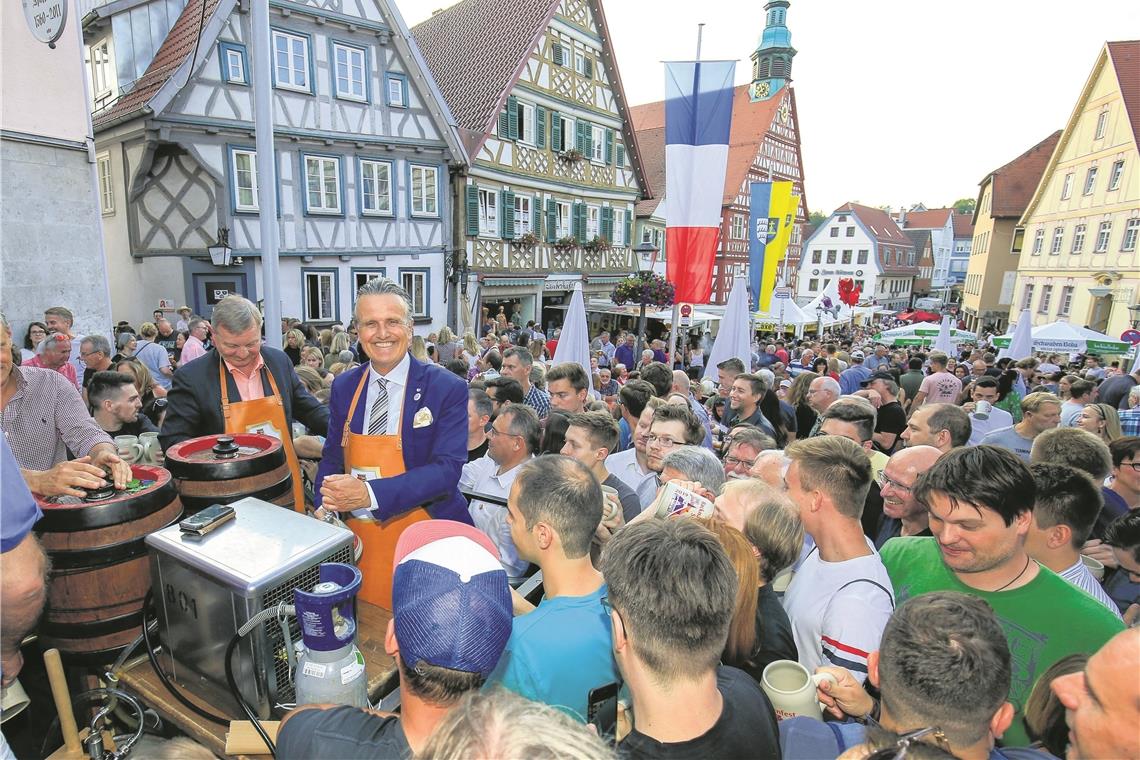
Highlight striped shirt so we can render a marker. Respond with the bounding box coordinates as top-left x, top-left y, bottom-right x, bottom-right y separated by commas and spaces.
1059, 559, 1123, 620
1, 366, 112, 471
524, 384, 551, 420
1119, 408, 1140, 437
